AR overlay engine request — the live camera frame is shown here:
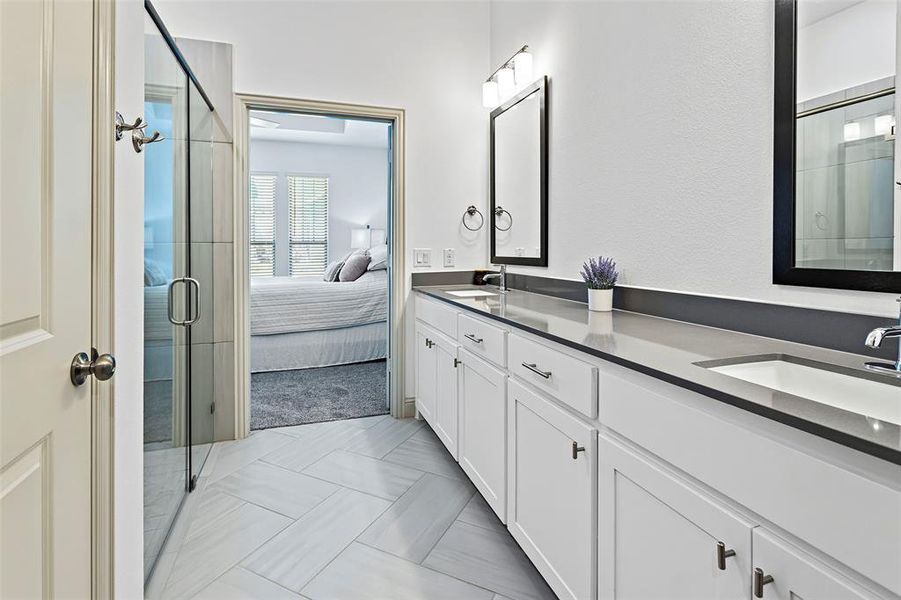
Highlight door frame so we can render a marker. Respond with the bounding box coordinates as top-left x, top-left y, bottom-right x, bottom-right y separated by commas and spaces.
91, 0, 116, 596
233, 93, 407, 437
